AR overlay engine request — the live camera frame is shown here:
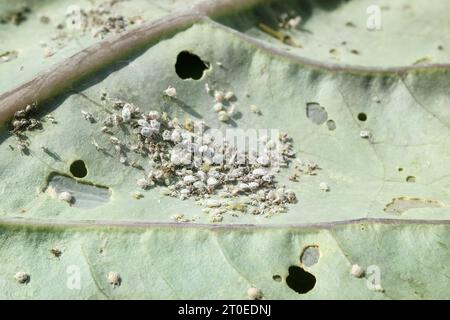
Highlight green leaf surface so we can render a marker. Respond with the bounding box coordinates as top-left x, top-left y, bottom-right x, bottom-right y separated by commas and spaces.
0, 0, 449, 299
